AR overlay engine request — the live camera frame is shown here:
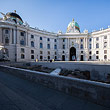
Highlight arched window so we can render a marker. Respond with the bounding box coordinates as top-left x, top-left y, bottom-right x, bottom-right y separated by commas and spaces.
21, 54, 25, 59
47, 44, 50, 49
48, 56, 50, 60
40, 56, 43, 60
31, 41, 34, 47
47, 38, 50, 41
55, 56, 57, 60
54, 45, 57, 49
89, 44, 92, 49
20, 32, 26, 46
96, 43, 99, 48
89, 38, 92, 42
80, 44, 83, 49
63, 45, 65, 49
104, 42, 107, 48
40, 43, 43, 48
54, 39, 57, 42
104, 55, 107, 60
